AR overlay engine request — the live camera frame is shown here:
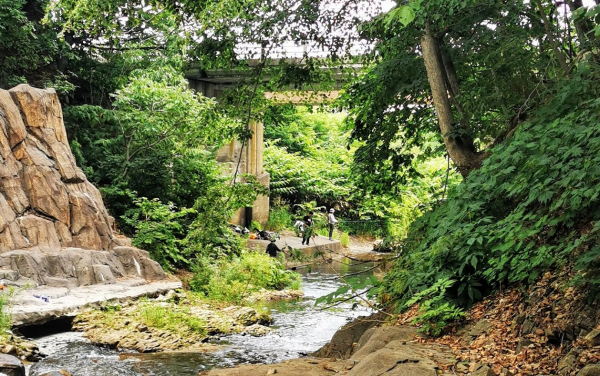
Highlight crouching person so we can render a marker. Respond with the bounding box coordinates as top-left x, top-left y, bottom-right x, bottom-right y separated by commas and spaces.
266, 238, 282, 257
